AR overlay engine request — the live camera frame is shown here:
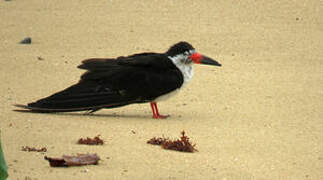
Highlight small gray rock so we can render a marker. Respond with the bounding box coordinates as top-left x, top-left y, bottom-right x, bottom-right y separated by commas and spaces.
20, 37, 32, 44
